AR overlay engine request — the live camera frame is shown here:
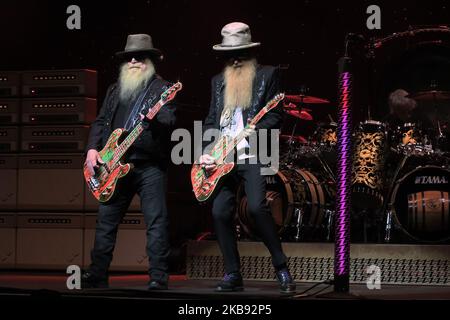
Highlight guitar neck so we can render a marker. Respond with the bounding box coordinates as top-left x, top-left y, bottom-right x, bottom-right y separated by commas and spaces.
111, 97, 166, 164
146, 100, 164, 120
112, 122, 145, 164
109, 81, 182, 166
